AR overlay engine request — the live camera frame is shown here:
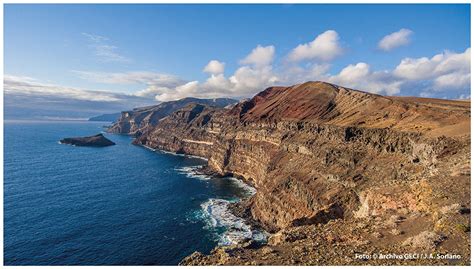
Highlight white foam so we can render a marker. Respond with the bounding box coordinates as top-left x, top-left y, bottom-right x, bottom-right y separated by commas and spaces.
200, 198, 267, 246
175, 165, 212, 181
227, 177, 256, 196
175, 166, 264, 245
142, 145, 156, 151
58, 141, 76, 147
